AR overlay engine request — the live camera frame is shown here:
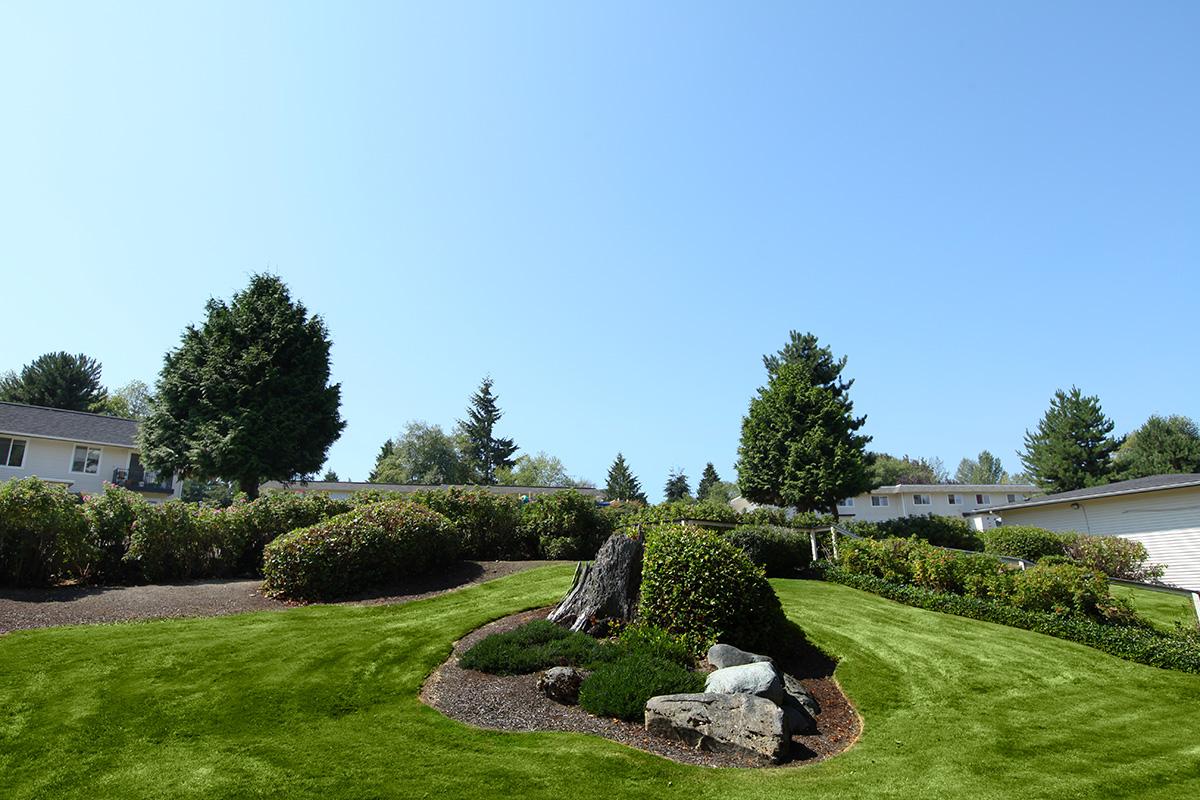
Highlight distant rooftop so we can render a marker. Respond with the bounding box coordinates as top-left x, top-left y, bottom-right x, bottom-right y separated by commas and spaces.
979, 474, 1200, 514
261, 480, 606, 498
0, 401, 139, 448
